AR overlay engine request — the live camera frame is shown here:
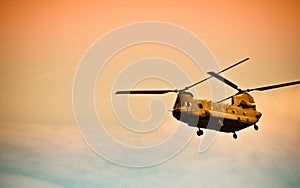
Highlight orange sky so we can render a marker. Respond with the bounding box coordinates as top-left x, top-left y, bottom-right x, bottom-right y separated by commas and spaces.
0, 1, 300, 187
0, 1, 299, 125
